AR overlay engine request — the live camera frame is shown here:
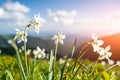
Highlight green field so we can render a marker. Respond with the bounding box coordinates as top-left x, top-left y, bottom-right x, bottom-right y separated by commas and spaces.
0, 54, 120, 80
